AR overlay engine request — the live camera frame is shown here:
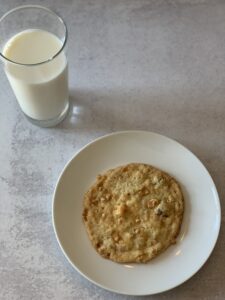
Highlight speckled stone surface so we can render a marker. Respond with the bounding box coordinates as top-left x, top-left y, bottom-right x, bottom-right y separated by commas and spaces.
0, 0, 224, 299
